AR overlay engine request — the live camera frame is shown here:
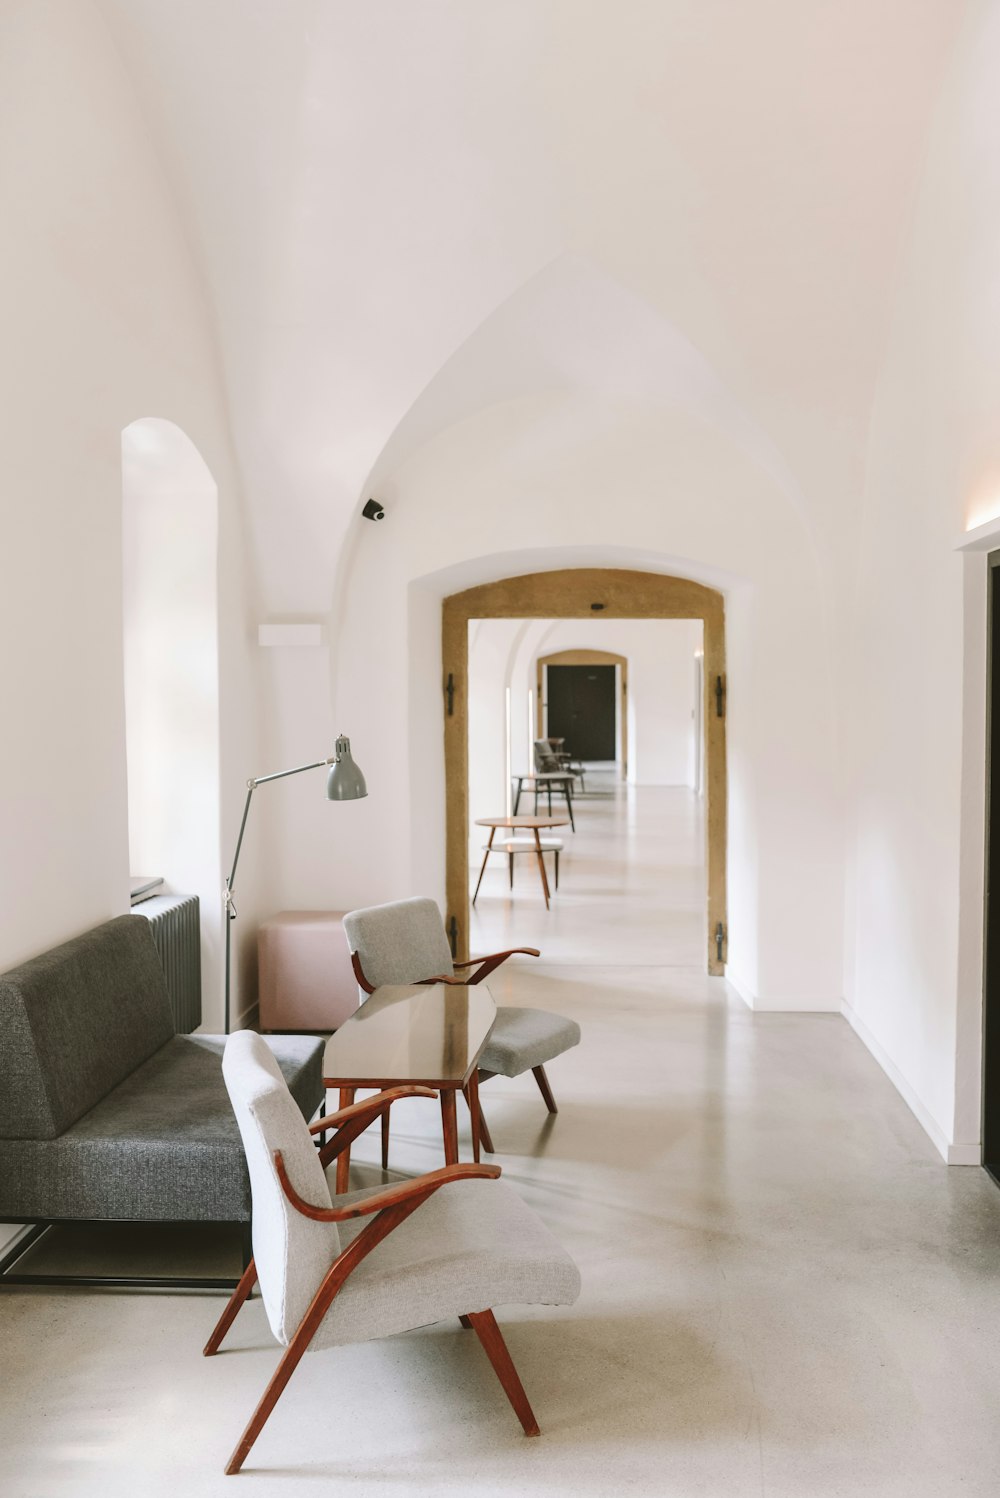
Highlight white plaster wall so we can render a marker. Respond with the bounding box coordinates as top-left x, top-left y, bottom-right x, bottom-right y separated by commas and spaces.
843, 2, 1000, 1161
0, 1, 259, 1029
